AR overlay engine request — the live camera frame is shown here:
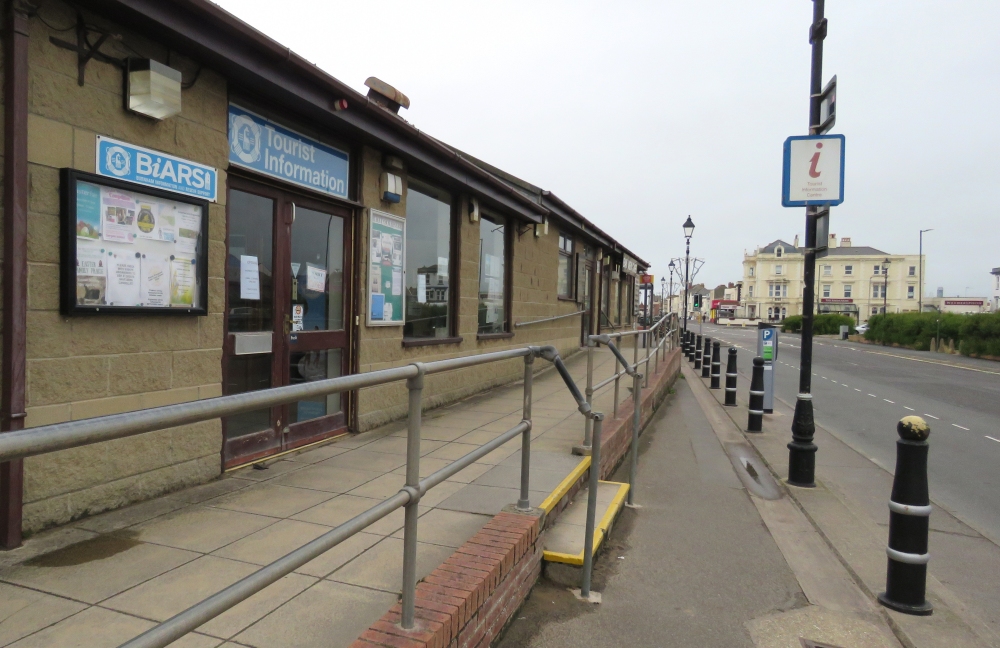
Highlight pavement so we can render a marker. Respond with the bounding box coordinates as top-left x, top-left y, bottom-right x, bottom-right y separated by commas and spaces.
0, 345, 628, 648
703, 322, 1000, 642
702, 322, 1000, 543
498, 368, 903, 648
